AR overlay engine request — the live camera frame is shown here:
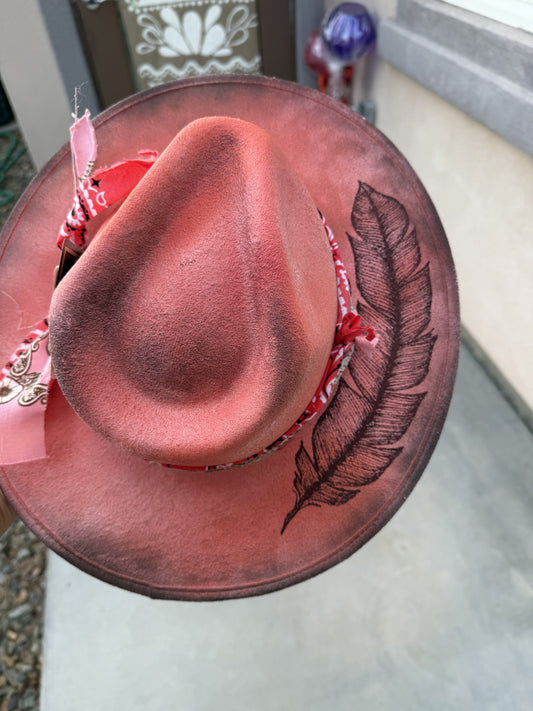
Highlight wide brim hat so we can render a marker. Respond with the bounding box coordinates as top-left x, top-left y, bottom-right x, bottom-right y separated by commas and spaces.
0, 76, 459, 600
